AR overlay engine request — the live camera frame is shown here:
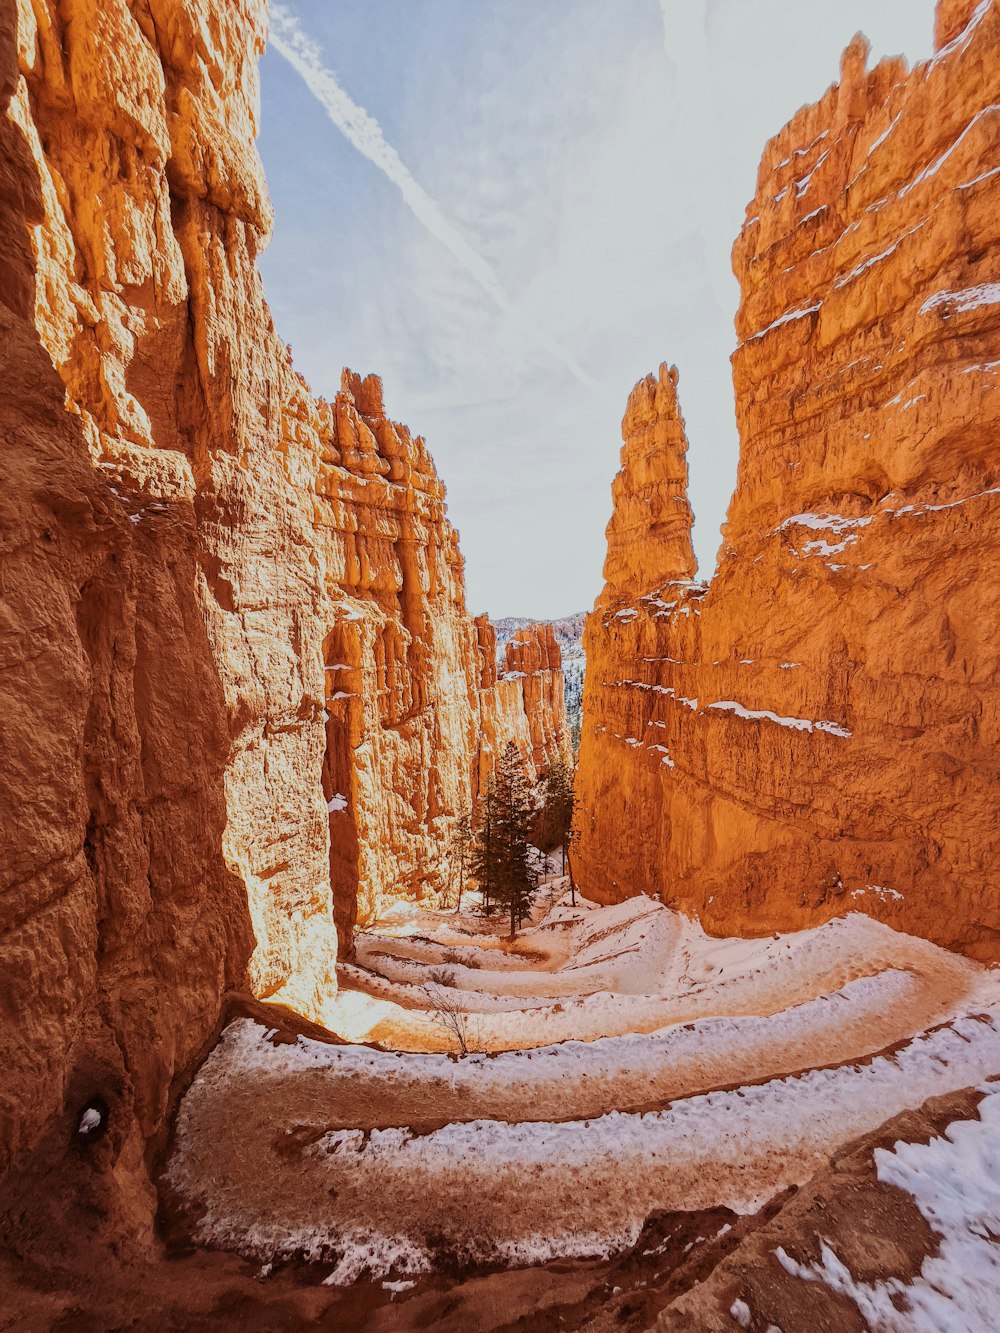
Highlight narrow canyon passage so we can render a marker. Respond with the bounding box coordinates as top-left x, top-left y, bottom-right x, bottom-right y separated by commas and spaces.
165, 883, 1000, 1290
4, 0, 1000, 1326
